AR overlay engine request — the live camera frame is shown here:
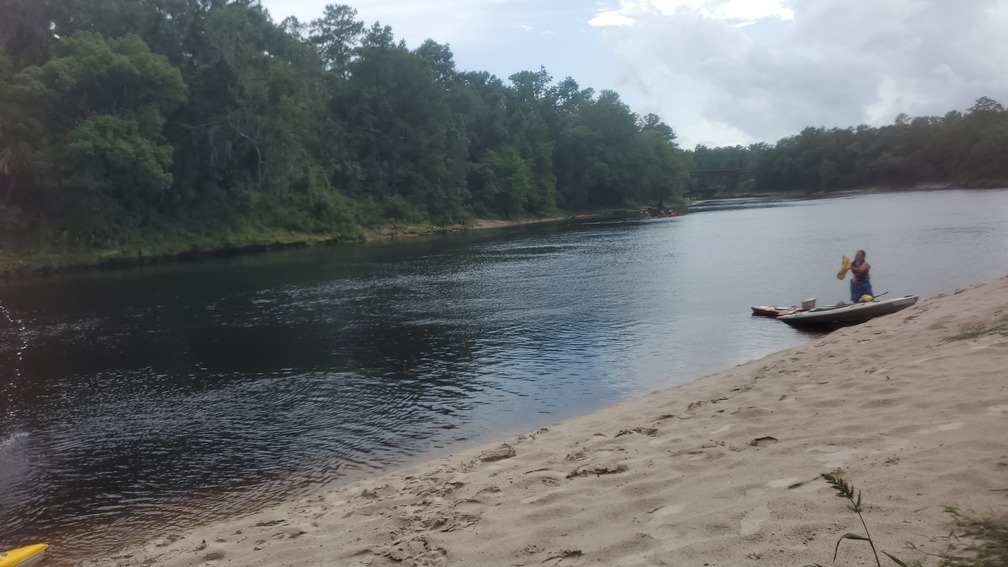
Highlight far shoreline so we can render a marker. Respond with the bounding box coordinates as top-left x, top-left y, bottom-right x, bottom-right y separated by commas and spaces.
0, 209, 631, 281
4, 183, 1005, 280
